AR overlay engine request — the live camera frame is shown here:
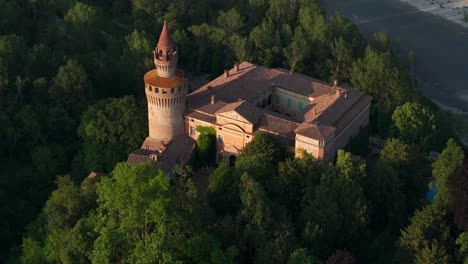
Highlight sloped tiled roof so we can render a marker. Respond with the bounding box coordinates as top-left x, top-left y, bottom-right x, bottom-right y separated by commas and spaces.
158, 21, 173, 49
257, 114, 300, 139
295, 123, 337, 140
216, 100, 264, 124
186, 111, 217, 124
144, 69, 186, 88
186, 61, 372, 141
